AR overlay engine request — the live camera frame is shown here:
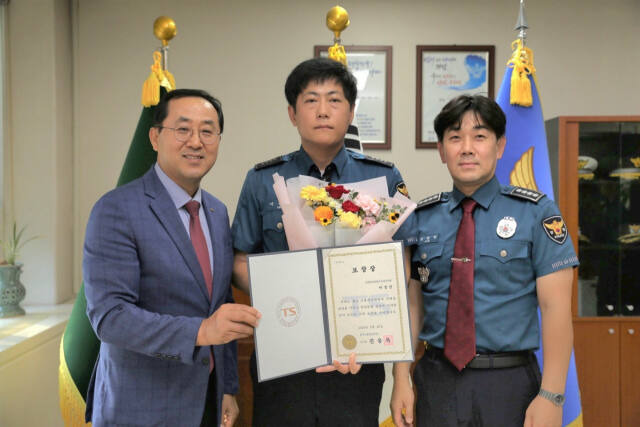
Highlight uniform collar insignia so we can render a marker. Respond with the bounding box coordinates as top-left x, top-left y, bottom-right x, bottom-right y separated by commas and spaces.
417, 193, 444, 209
